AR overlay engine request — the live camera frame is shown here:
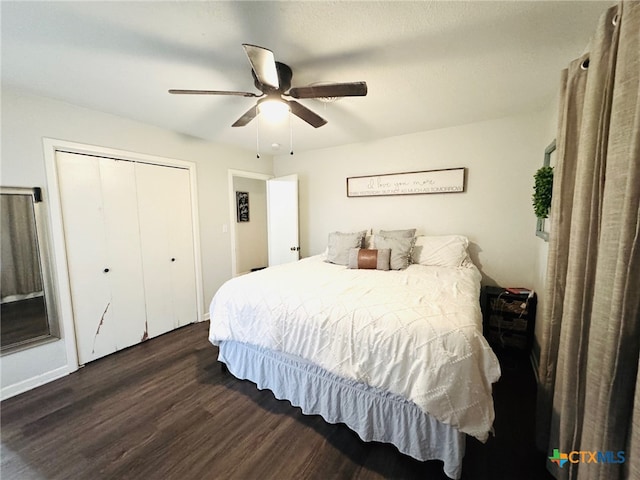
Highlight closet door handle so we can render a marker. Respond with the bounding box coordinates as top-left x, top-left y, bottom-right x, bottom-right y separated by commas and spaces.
103, 268, 110, 273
